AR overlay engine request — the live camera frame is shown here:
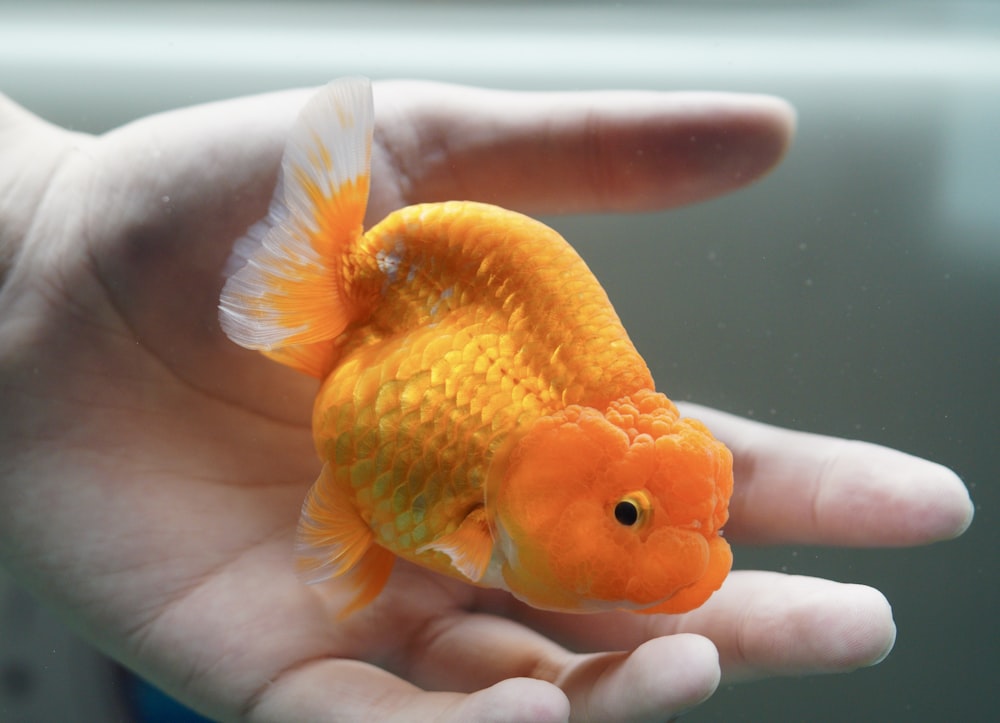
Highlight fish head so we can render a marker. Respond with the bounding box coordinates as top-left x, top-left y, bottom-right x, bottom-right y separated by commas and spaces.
491, 390, 733, 614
